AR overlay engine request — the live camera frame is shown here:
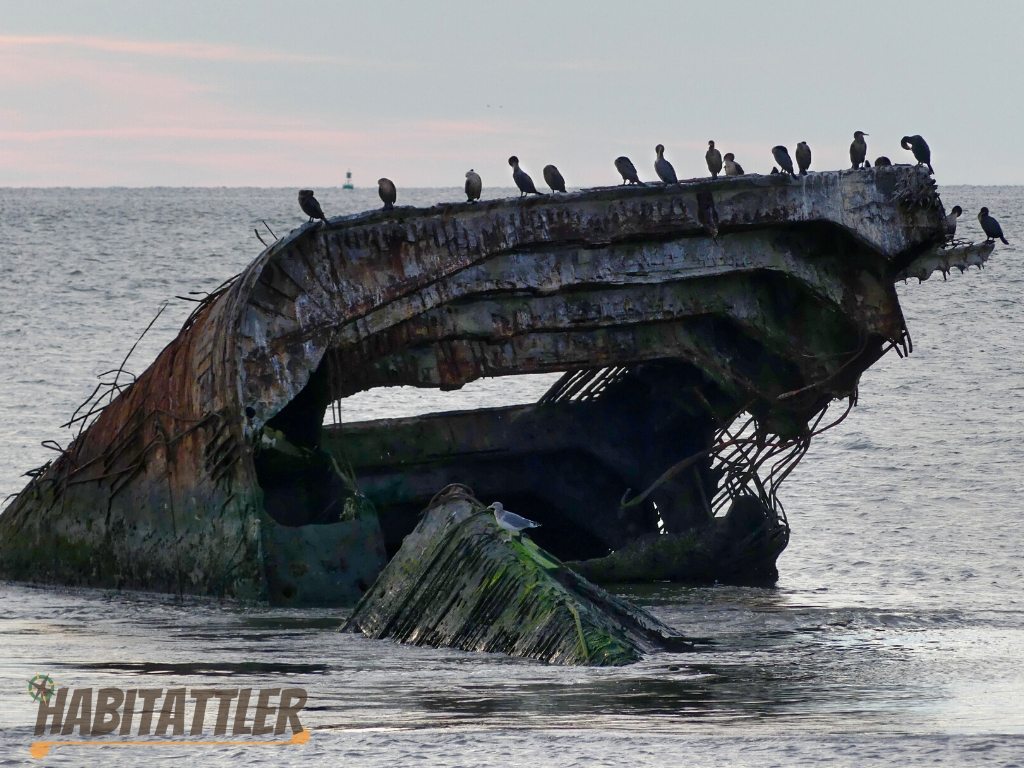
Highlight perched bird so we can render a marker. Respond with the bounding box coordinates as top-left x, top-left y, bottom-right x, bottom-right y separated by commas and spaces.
508, 156, 541, 196
795, 141, 811, 175
944, 205, 962, 240
488, 501, 540, 537
378, 177, 397, 210
901, 135, 933, 174
874, 156, 893, 168
614, 156, 645, 185
772, 145, 796, 176
850, 131, 869, 169
978, 207, 1009, 244
298, 189, 327, 223
465, 169, 482, 202
654, 144, 678, 185
543, 164, 567, 193
723, 152, 744, 176
706, 140, 723, 178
